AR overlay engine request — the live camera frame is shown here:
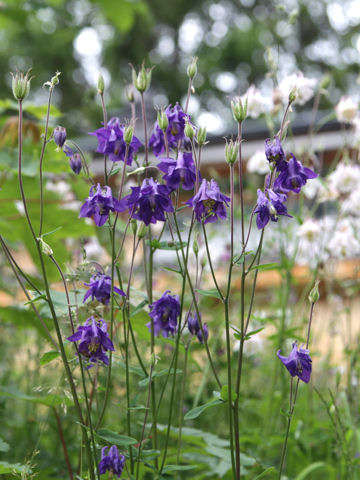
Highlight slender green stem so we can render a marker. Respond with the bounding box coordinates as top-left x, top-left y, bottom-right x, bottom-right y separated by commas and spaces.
100, 92, 108, 184
53, 407, 74, 480
176, 344, 189, 465
141, 92, 149, 167
39, 87, 53, 236
201, 223, 224, 300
